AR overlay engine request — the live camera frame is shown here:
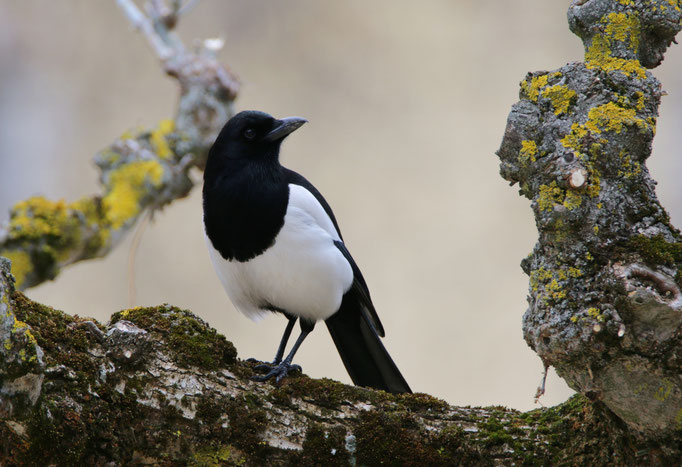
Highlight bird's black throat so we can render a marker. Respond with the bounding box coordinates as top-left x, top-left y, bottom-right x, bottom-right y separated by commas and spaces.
203, 158, 288, 262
